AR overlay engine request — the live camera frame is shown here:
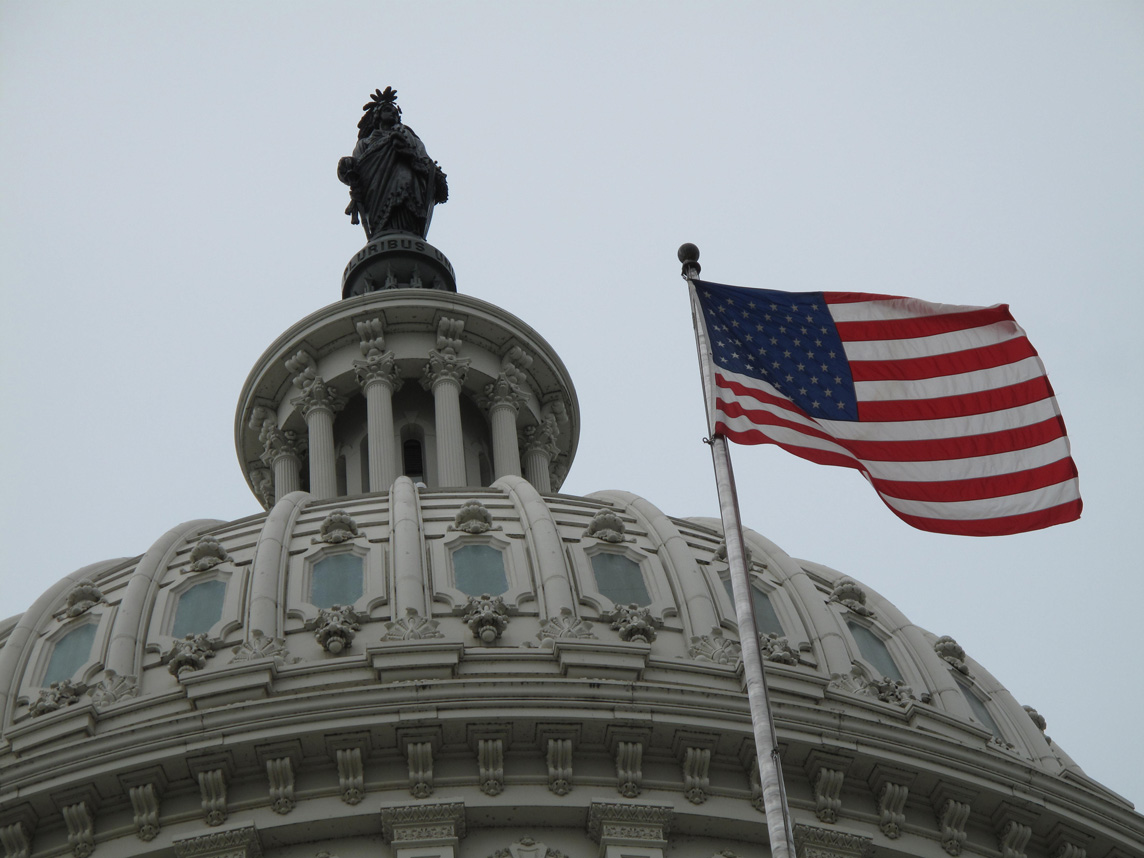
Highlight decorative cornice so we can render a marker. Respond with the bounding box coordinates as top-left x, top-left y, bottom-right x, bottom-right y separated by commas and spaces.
379, 801, 466, 843
792, 824, 874, 858
586, 801, 673, 844
172, 824, 261, 858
